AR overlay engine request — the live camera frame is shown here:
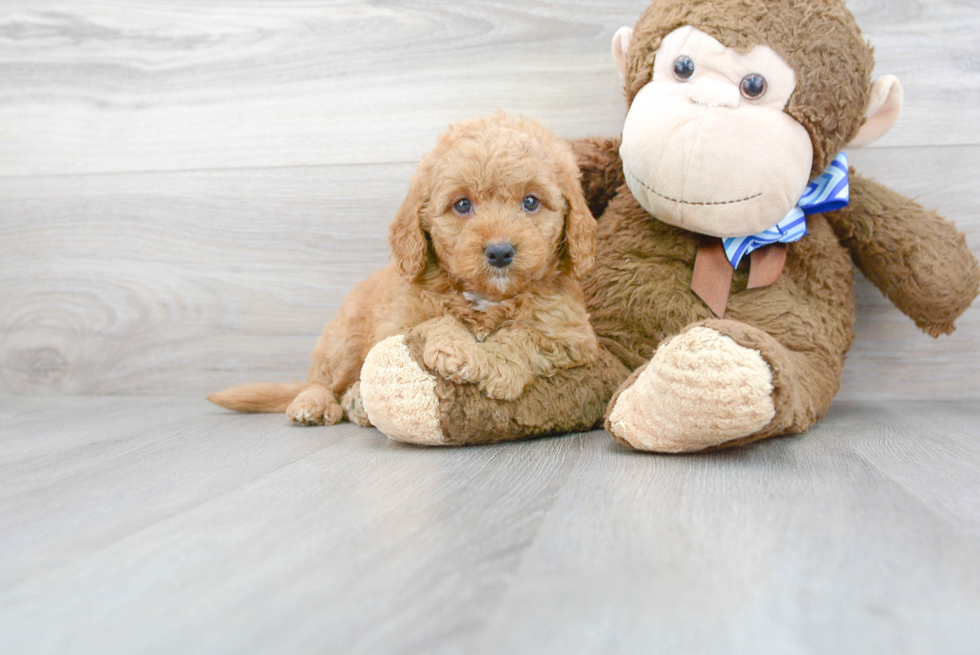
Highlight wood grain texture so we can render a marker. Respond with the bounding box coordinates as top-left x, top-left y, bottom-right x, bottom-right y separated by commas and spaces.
0, 0, 978, 178
0, 163, 405, 394
1, 0, 979, 399
0, 397, 978, 654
